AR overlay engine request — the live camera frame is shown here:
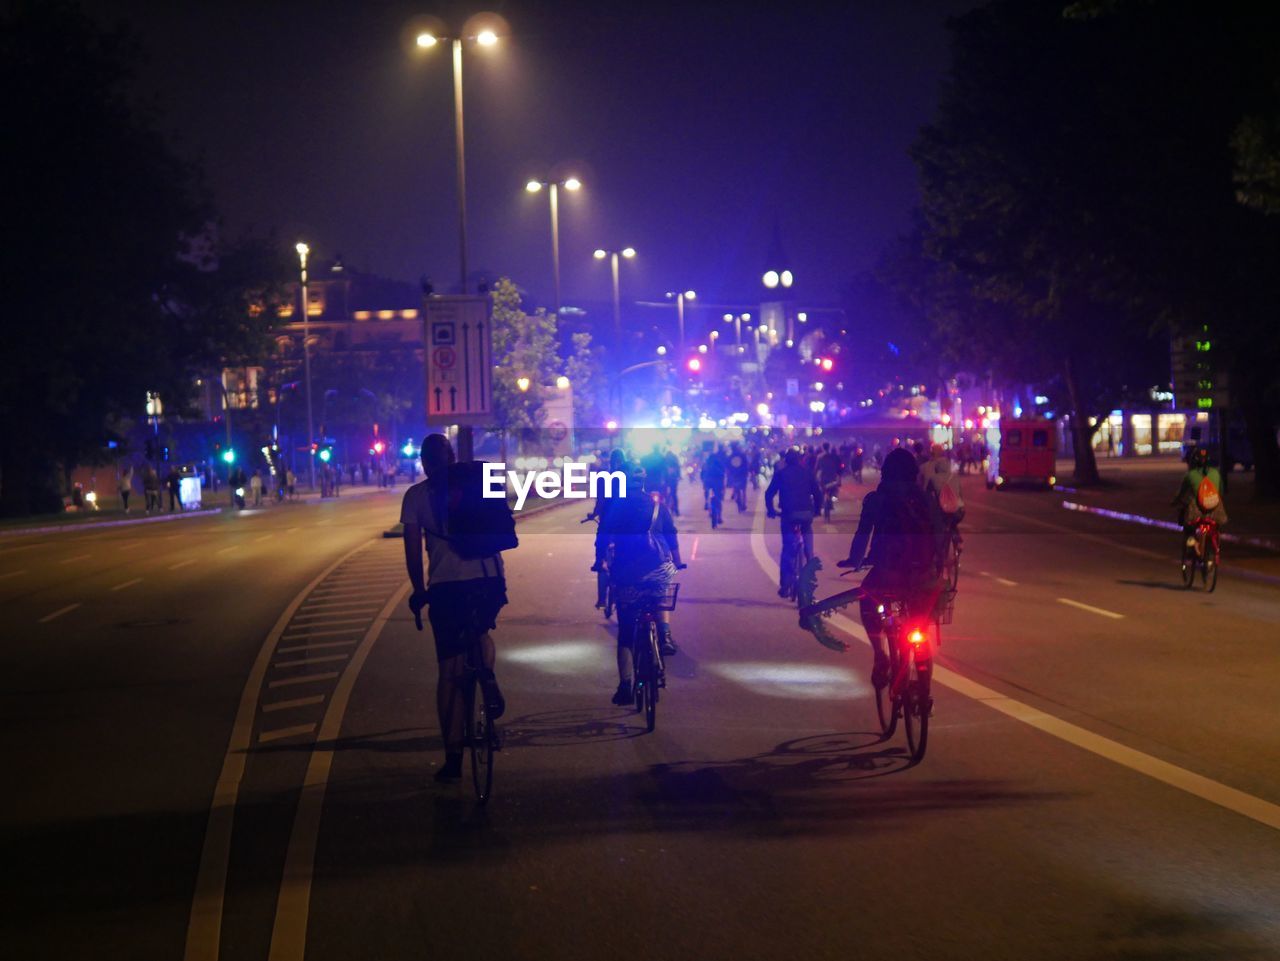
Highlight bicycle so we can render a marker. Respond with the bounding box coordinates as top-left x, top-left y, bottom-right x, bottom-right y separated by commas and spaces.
1180, 516, 1220, 592
413, 605, 498, 803
581, 514, 616, 618
707, 486, 724, 529
942, 523, 962, 591
628, 583, 680, 733
821, 481, 840, 522
772, 512, 811, 604
731, 482, 748, 513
